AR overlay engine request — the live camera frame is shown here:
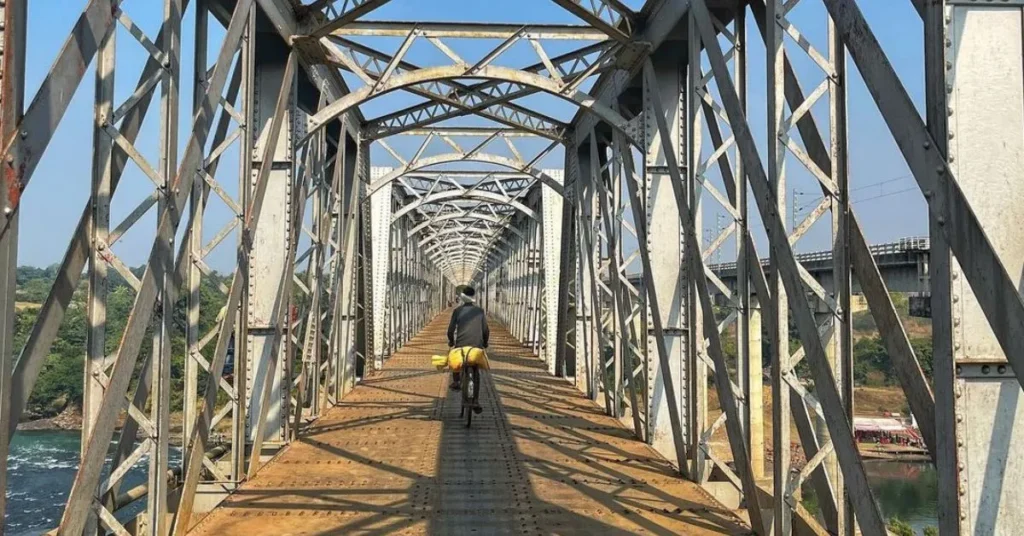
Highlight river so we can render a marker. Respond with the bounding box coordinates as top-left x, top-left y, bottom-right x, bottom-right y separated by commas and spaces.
4, 431, 938, 535
4, 431, 182, 536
